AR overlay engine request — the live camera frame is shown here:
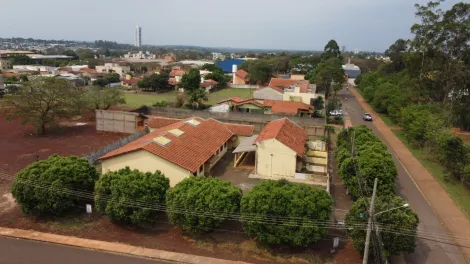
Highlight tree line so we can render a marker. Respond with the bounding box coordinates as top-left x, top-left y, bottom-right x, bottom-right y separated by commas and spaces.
0, 77, 125, 134
355, 0, 470, 188
12, 155, 333, 248
336, 126, 419, 259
